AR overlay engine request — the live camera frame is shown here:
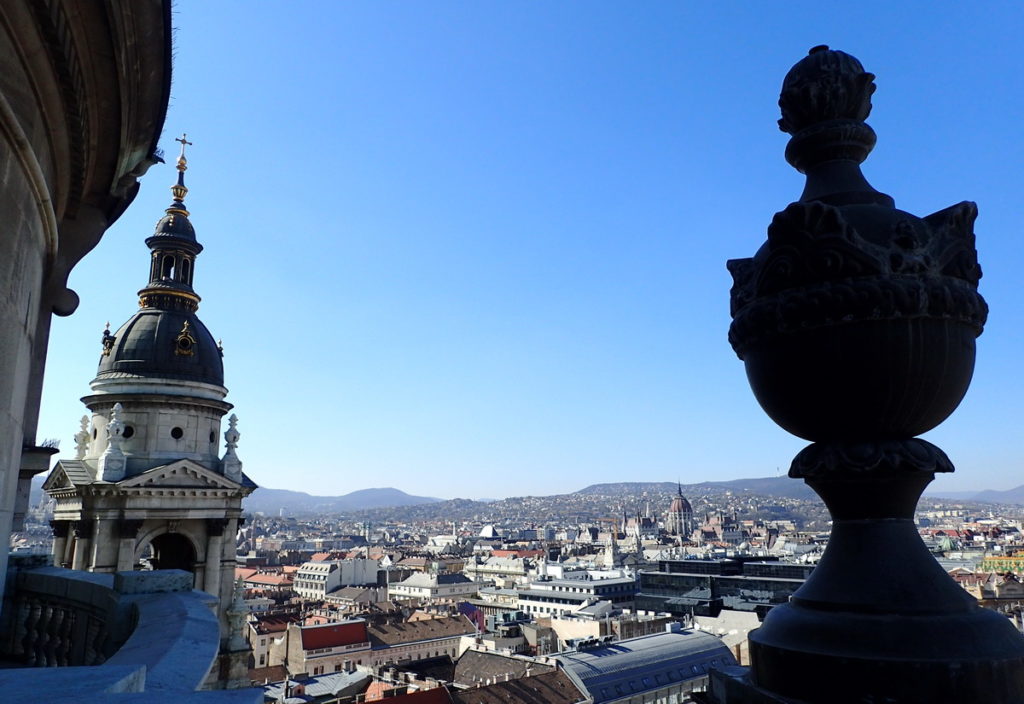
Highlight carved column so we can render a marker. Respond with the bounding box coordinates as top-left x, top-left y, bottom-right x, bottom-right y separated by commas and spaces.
115, 519, 143, 571
713, 46, 1024, 703
70, 521, 93, 571
49, 520, 69, 567
205, 518, 227, 598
